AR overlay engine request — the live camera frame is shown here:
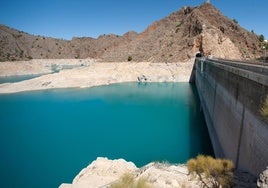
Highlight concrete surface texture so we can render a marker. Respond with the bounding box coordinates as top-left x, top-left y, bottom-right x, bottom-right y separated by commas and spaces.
194, 58, 268, 177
